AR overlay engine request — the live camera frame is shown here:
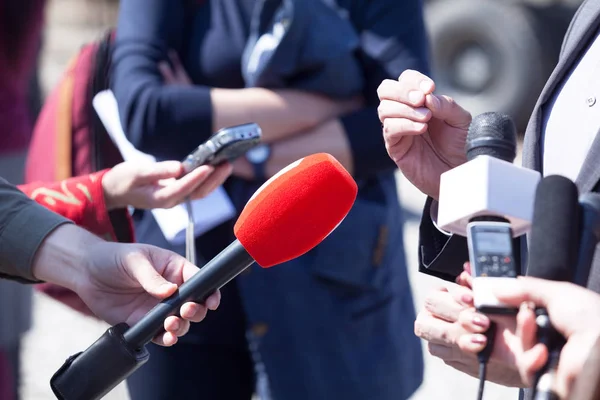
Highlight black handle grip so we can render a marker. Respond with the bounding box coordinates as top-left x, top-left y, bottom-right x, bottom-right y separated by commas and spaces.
50, 323, 149, 400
